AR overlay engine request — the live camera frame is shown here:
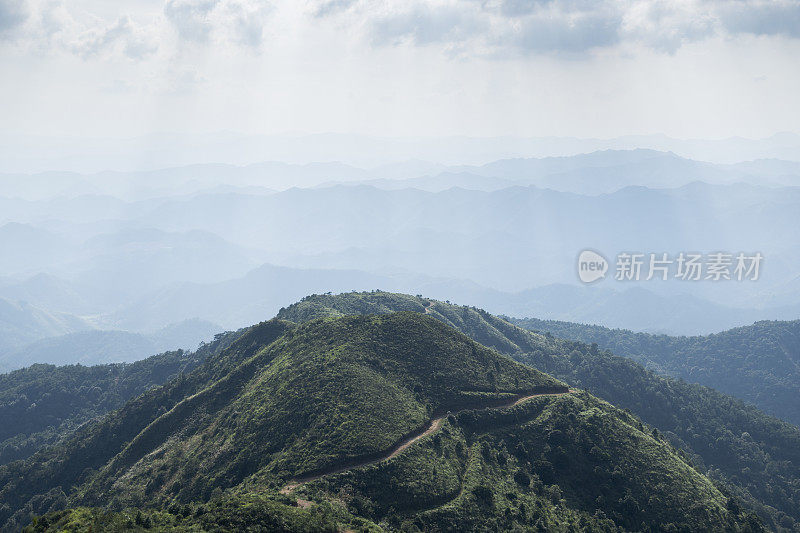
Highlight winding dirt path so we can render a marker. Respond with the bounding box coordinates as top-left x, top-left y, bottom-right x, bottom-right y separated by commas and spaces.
280, 388, 573, 494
